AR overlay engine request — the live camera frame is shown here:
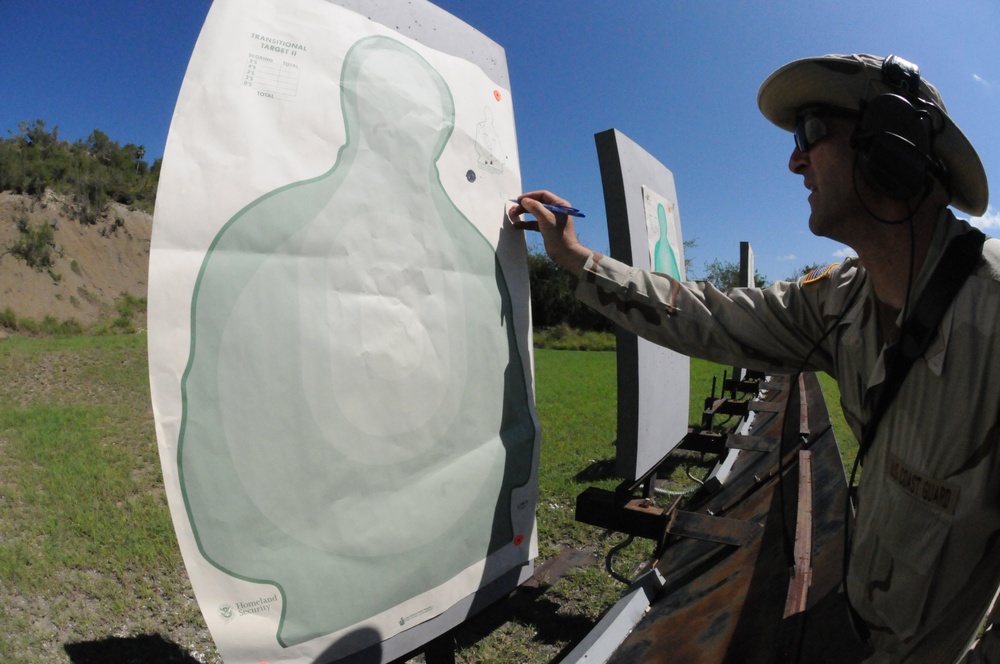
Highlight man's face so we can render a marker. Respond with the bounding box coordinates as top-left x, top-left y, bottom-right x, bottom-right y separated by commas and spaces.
788, 112, 863, 241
